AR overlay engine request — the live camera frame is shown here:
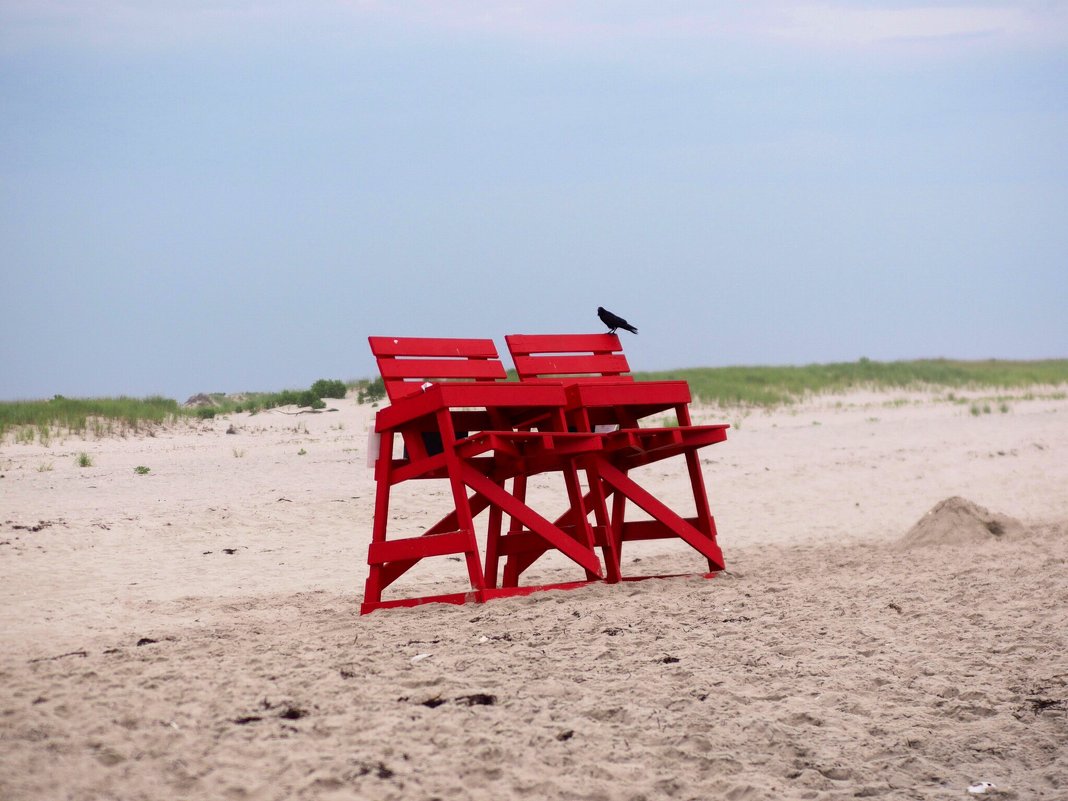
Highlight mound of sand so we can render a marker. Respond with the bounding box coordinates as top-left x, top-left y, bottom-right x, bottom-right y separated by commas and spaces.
183, 393, 216, 408
898, 495, 1028, 549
